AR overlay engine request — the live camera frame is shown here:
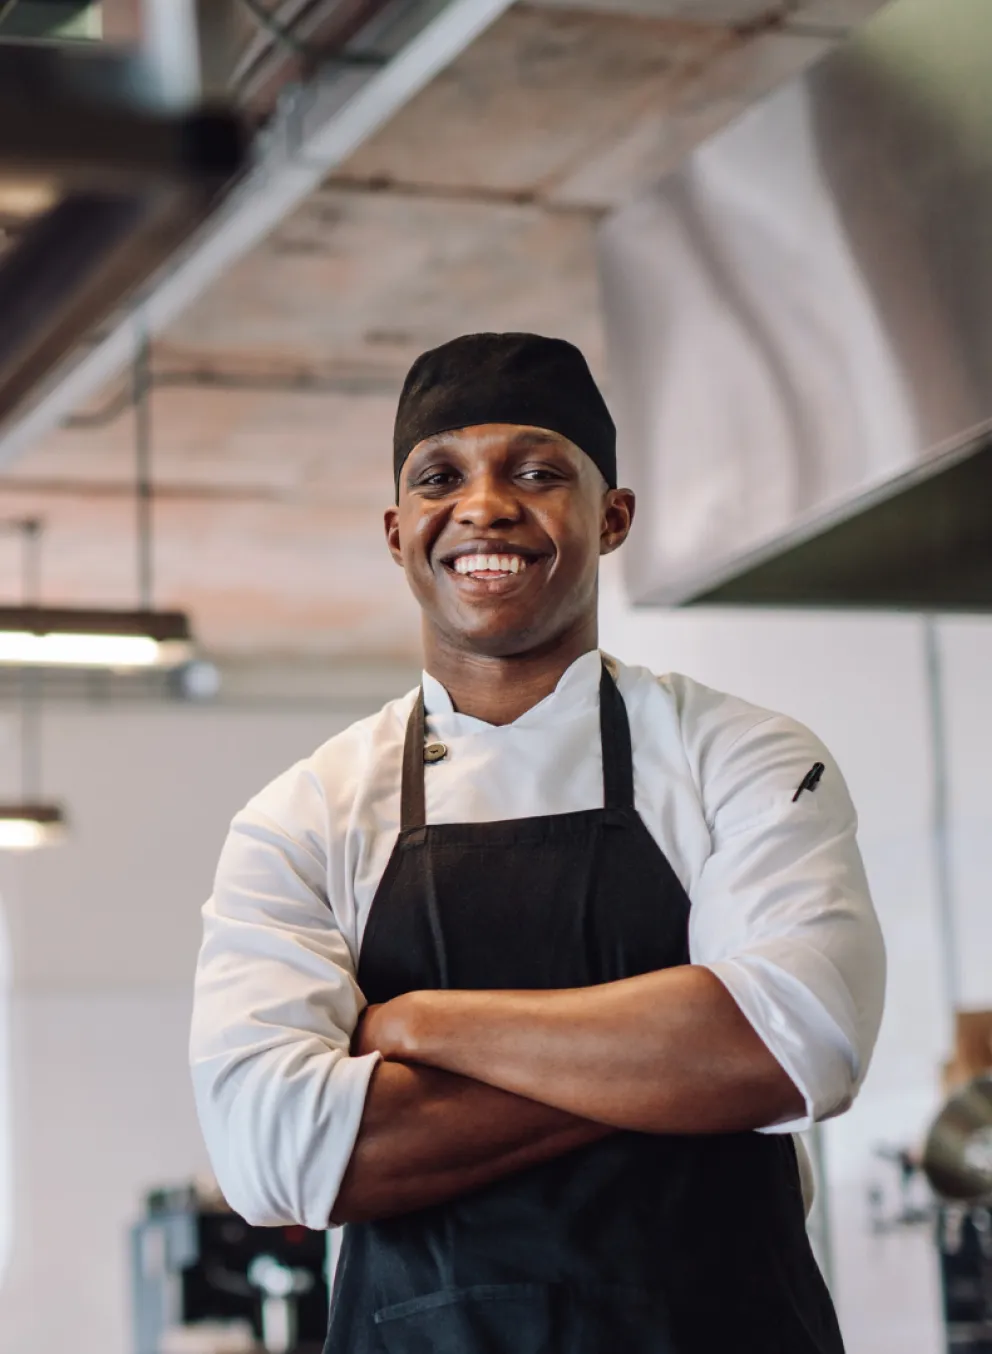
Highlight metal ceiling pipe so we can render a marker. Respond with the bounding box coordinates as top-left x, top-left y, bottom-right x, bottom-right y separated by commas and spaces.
0, 0, 515, 471
140, 0, 205, 108
0, 43, 249, 442
231, 0, 392, 117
